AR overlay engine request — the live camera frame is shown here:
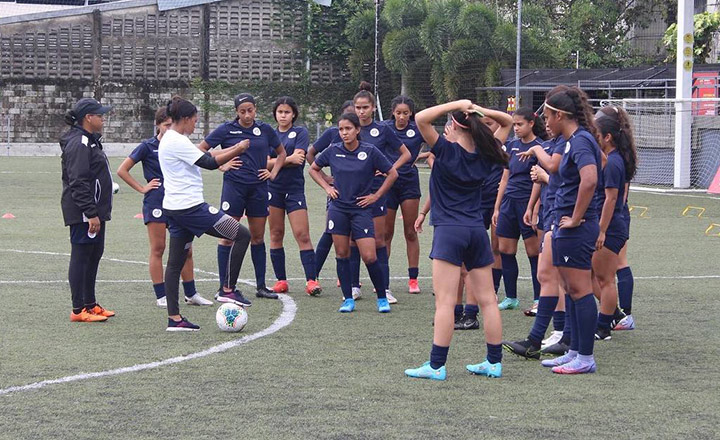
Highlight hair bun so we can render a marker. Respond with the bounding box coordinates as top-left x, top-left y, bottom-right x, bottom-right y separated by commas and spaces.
358, 81, 373, 93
